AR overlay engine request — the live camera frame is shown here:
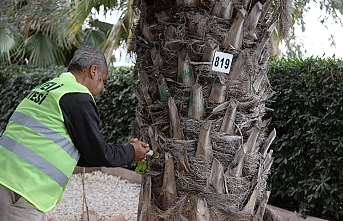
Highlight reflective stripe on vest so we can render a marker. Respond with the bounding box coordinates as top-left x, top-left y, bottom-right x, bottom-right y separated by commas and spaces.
0, 136, 68, 187
10, 111, 79, 161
